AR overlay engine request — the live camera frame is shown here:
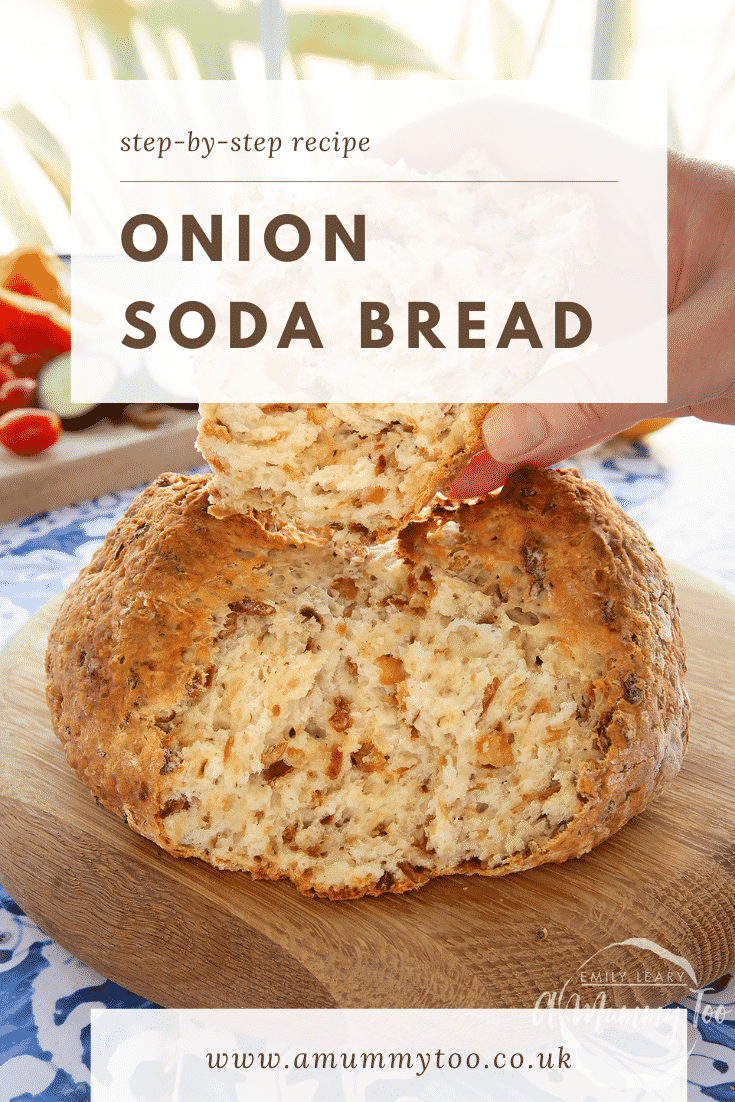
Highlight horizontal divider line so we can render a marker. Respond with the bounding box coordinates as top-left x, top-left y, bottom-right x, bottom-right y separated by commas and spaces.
118, 179, 620, 184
